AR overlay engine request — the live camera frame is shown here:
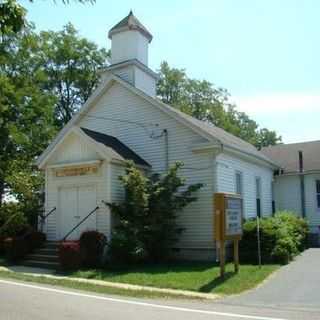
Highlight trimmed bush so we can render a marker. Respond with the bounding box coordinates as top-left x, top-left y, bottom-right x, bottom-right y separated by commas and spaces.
240, 211, 309, 264
4, 237, 28, 262
80, 230, 106, 268
108, 231, 147, 265
24, 231, 46, 252
59, 241, 81, 270
0, 203, 28, 238
0, 236, 5, 256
